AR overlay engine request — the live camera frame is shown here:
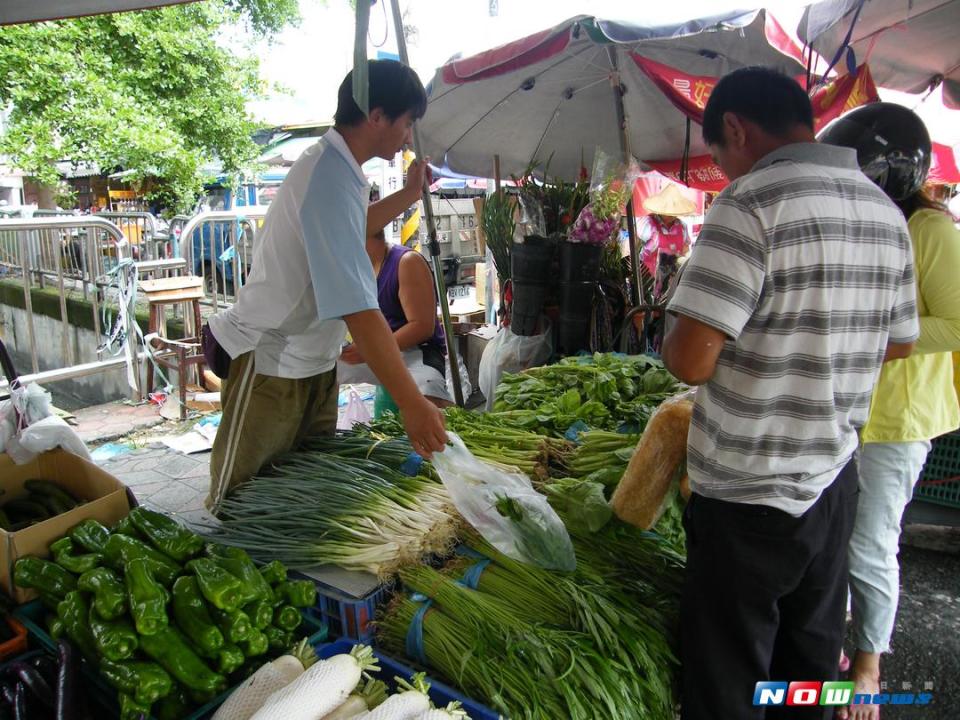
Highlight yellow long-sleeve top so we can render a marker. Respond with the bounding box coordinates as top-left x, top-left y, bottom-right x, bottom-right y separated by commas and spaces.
863, 208, 960, 443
